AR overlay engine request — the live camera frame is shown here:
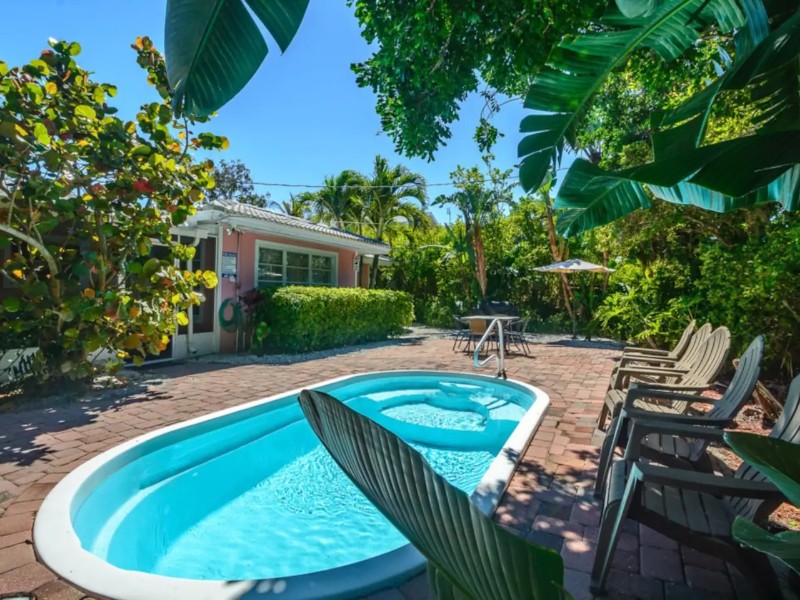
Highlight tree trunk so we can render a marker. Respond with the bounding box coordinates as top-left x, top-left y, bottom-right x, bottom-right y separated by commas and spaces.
541, 195, 576, 326
369, 253, 380, 288
473, 222, 488, 299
